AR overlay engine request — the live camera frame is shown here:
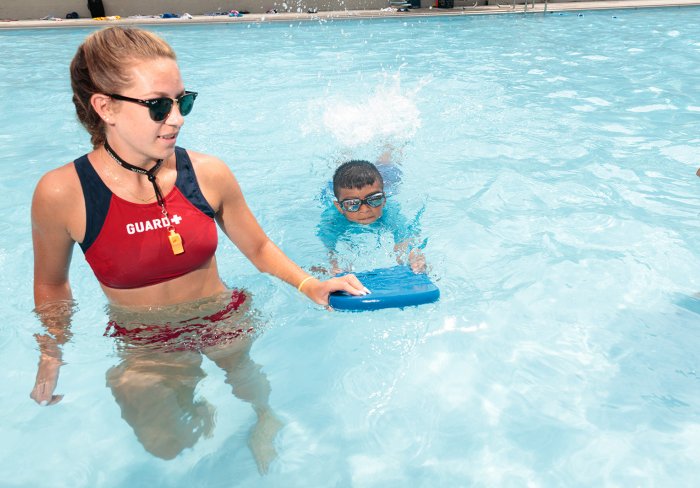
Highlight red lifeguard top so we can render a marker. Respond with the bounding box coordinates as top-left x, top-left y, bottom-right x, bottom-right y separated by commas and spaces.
74, 147, 218, 289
